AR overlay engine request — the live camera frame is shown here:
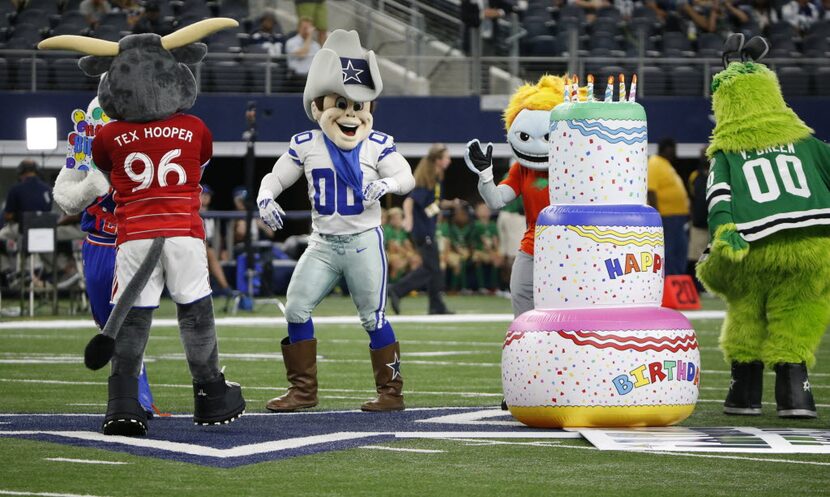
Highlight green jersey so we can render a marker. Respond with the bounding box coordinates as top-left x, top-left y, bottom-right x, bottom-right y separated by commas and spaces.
707, 137, 830, 242
383, 224, 409, 247
470, 220, 499, 250
448, 223, 472, 248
